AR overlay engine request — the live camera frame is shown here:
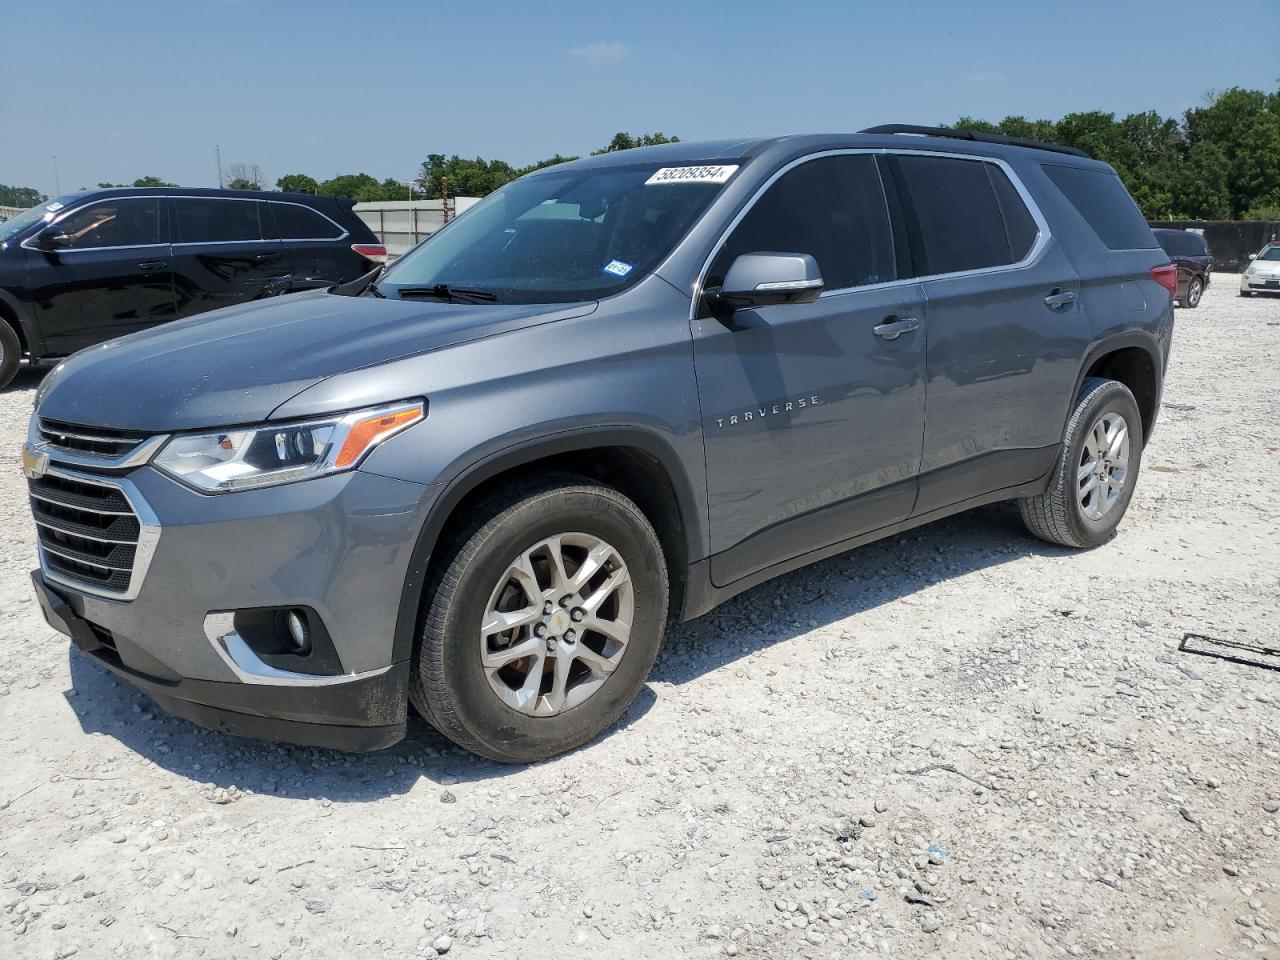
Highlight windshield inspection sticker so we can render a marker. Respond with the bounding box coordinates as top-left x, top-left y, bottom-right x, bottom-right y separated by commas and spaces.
645, 165, 739, 186
602, 259, 634, 278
